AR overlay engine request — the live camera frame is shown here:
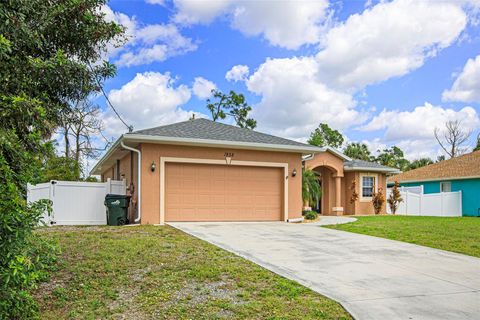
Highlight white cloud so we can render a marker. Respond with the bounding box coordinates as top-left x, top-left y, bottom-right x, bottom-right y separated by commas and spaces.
101, 5, 197, 67
246, 57, 363, 139
225, 65, 249, 82
192, 77, 216, 99
316, 0, 467, 90
103, 72, 194, 135
360, 103, 480, 159
172, 0, 330, 49
238, 0, 471, 145
442, 54, 480, 103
